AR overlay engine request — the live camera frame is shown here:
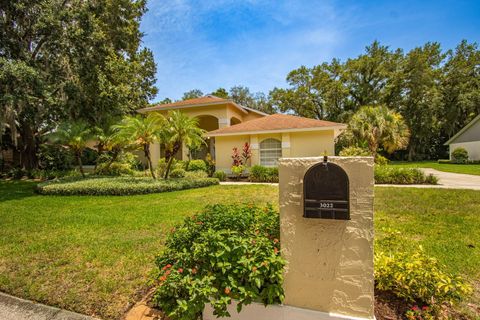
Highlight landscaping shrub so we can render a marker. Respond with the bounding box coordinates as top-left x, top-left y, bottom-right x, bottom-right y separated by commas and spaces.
157, 158, 187, 177
437, 159, 451, 164
451, 147, 469, 164
205, 153, 216, 177
152, 204, 285, 320
375, 155, 389, 165
213, 170, 227, 181
375, 248, 472, 313
36, 176, 219, 196
38, 144, 74, 170
95, 152, 138, 176
230, 165, 245, 179
374, 166, 438, 184
28, 169, 81, 180
339, 146, 371, 156
81, 148, 99, 165
187, 159, 207, 172
249, 165, 279, 183
184, 170, 208, 179
170, 168, 186, 178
